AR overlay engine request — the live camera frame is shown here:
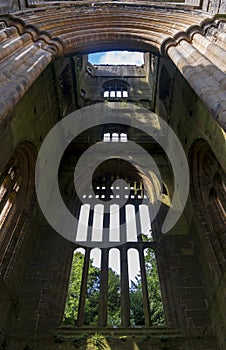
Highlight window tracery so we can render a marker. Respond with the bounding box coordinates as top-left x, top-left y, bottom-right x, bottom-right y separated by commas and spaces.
64, 172, 165, 327
103, 80, 129, 99
0, 143, 36, 278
